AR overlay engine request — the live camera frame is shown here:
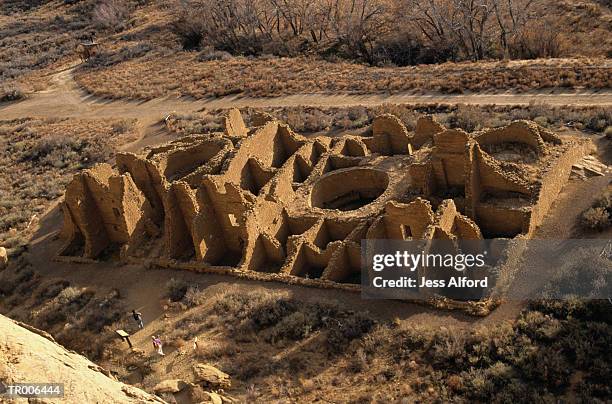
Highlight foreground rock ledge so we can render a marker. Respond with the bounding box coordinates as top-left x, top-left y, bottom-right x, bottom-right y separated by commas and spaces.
0, 314, 165, 403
